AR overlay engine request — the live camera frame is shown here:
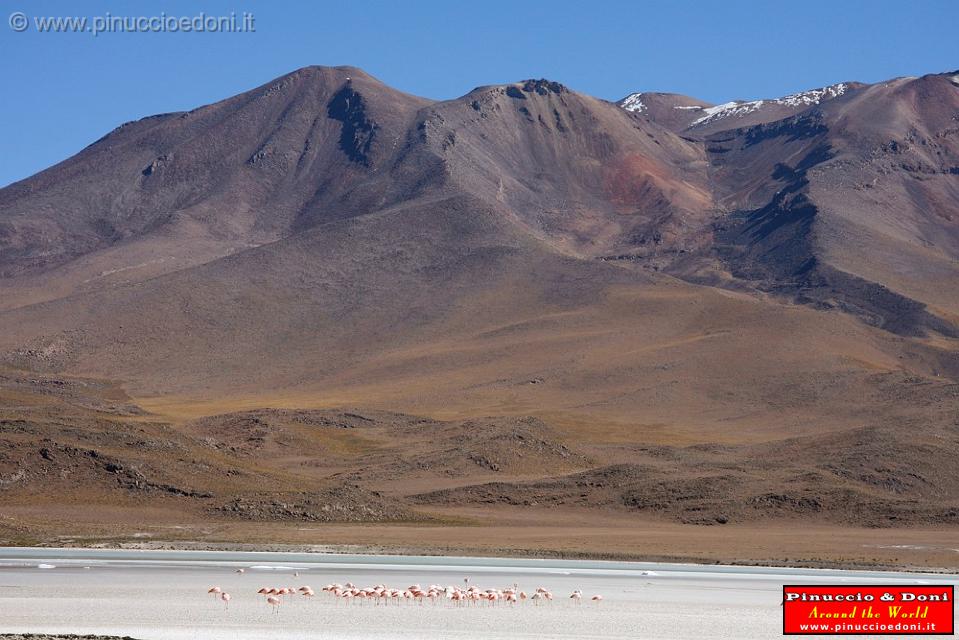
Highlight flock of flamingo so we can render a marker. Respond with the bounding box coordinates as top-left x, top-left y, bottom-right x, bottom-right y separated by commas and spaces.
207, 572, 603, 613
